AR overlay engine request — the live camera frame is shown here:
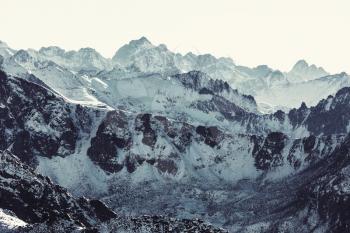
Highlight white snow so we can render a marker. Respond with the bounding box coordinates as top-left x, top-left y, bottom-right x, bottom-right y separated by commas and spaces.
0, 209, 27, 232
36, 111, 109, 197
